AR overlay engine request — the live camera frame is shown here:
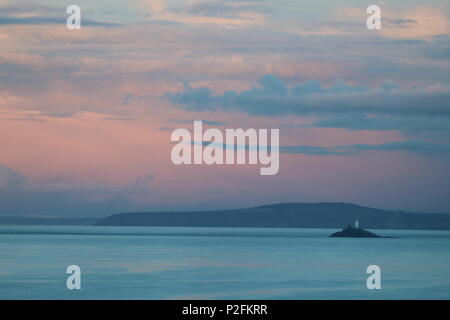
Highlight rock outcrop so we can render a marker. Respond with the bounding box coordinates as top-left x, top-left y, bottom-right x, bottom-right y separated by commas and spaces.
329, 224, 381, 238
